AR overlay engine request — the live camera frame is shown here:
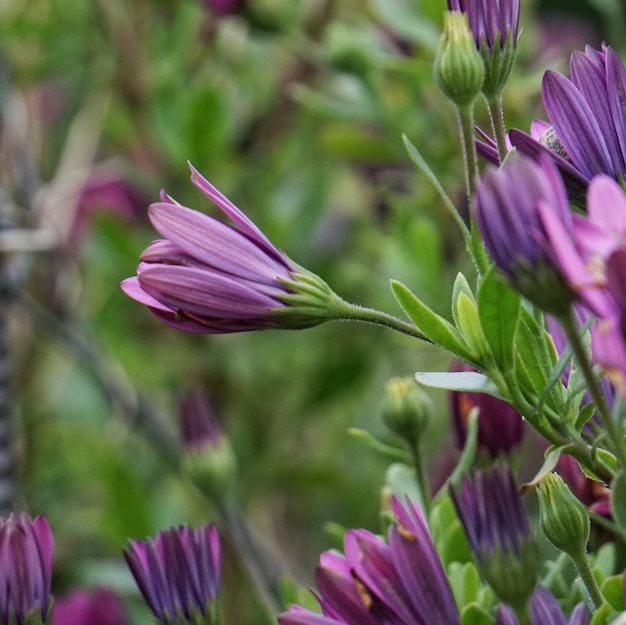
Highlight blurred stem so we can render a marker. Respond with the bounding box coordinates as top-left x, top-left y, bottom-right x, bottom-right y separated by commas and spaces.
540, 552, 569, 591
486, 95, 508, 162
0, 254, 12, 515
569, 547, 603, 611
19, 294, 180, 468
218, 501, 283, 617
408, 437, 431, 517
559, 310, 626, 470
